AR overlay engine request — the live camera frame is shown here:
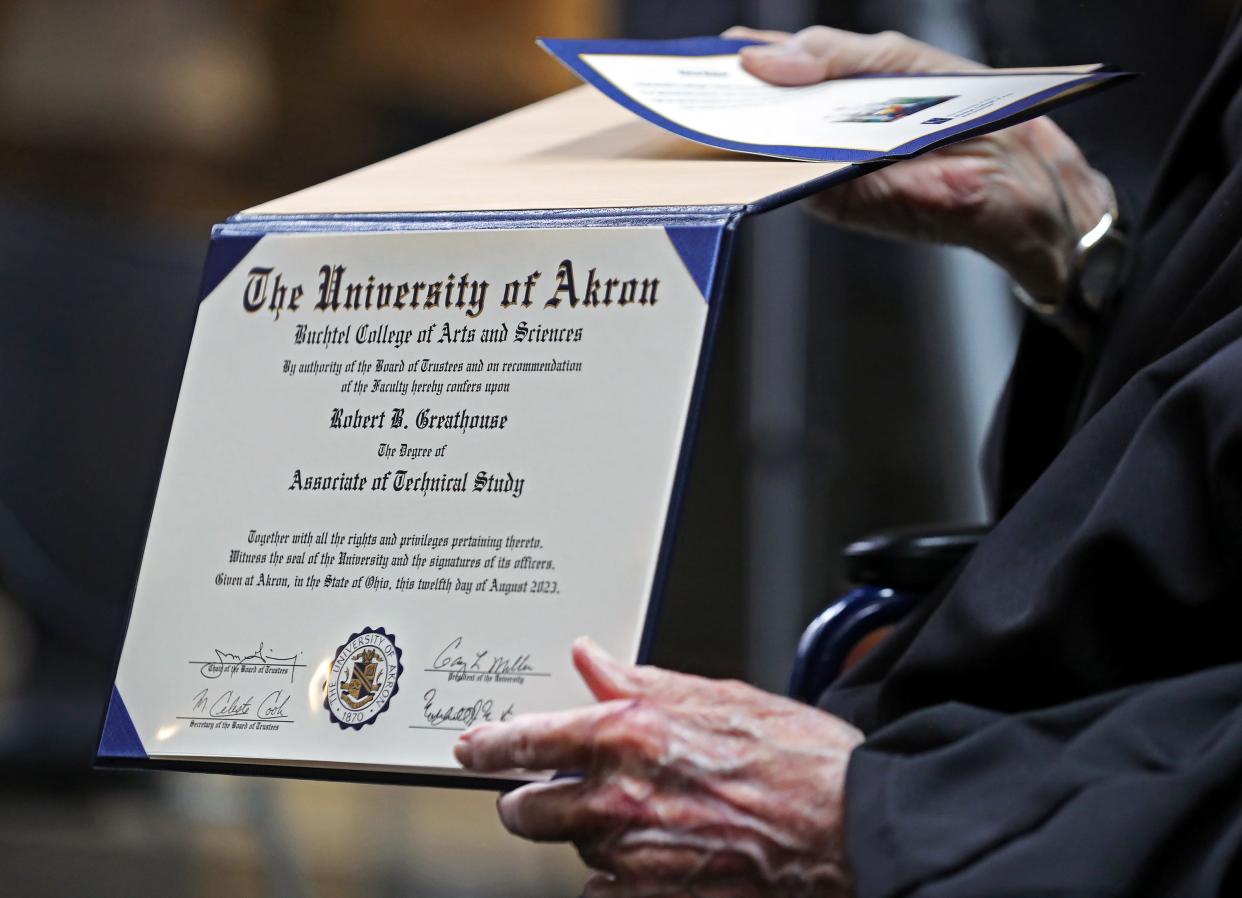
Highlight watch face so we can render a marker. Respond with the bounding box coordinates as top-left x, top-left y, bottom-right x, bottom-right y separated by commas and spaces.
1079, 231, 1128, 312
